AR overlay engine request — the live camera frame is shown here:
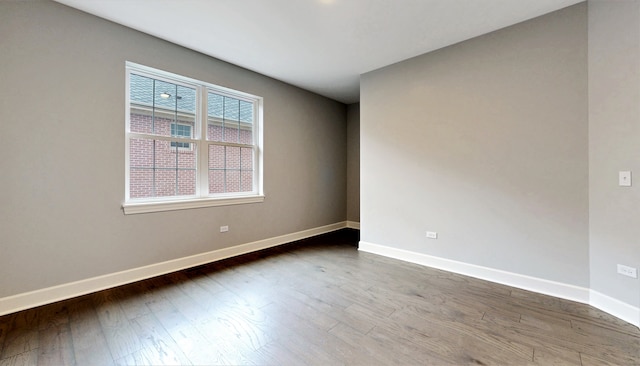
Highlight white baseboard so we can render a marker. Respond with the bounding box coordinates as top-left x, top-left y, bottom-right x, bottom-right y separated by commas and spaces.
359, 241, 639, 328
346, 221, 360, 229
0, 222, 349, 317
590, 290, 640, 327
358, 241, 590, 303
